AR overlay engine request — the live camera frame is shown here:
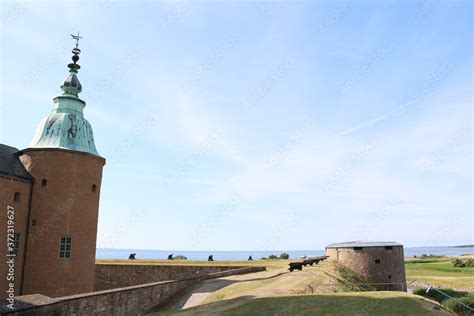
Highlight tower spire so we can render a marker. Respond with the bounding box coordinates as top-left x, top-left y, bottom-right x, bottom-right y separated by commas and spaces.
61, 33, 83, 96
27, 33, 101, 157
